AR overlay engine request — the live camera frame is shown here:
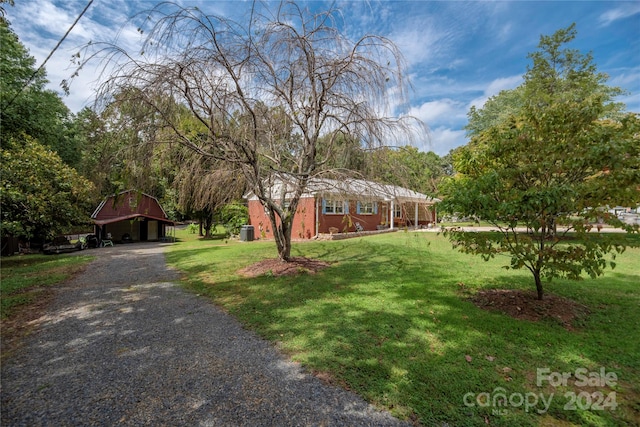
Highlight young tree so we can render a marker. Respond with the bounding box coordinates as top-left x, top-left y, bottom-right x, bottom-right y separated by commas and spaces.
73, 1, 421, 261
441, 25, 639, 300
